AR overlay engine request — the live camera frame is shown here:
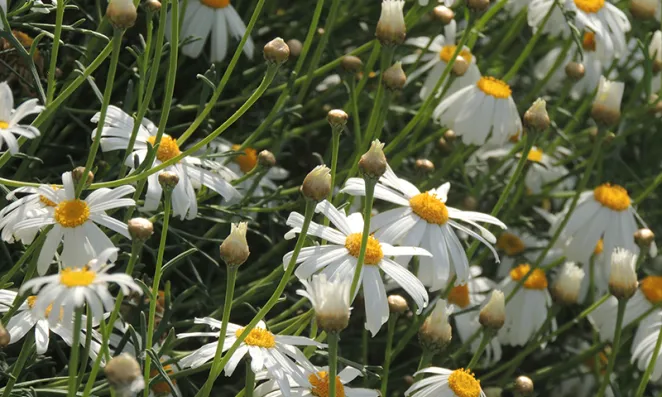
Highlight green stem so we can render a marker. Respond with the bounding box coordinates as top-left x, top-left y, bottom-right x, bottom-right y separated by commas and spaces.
245, 359, 256, 397
349, 178, 376, 297
68, 308, 84, 396
414, 350, 434, 382
328, 129, 341, 201
328, 332, 340, 397
46, 0, 65, 103
380, 315, 397, 396
597, 299, 627, 397
466, 330, 494, 370
634, 323, 662, 397
0, 333, 35, 397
